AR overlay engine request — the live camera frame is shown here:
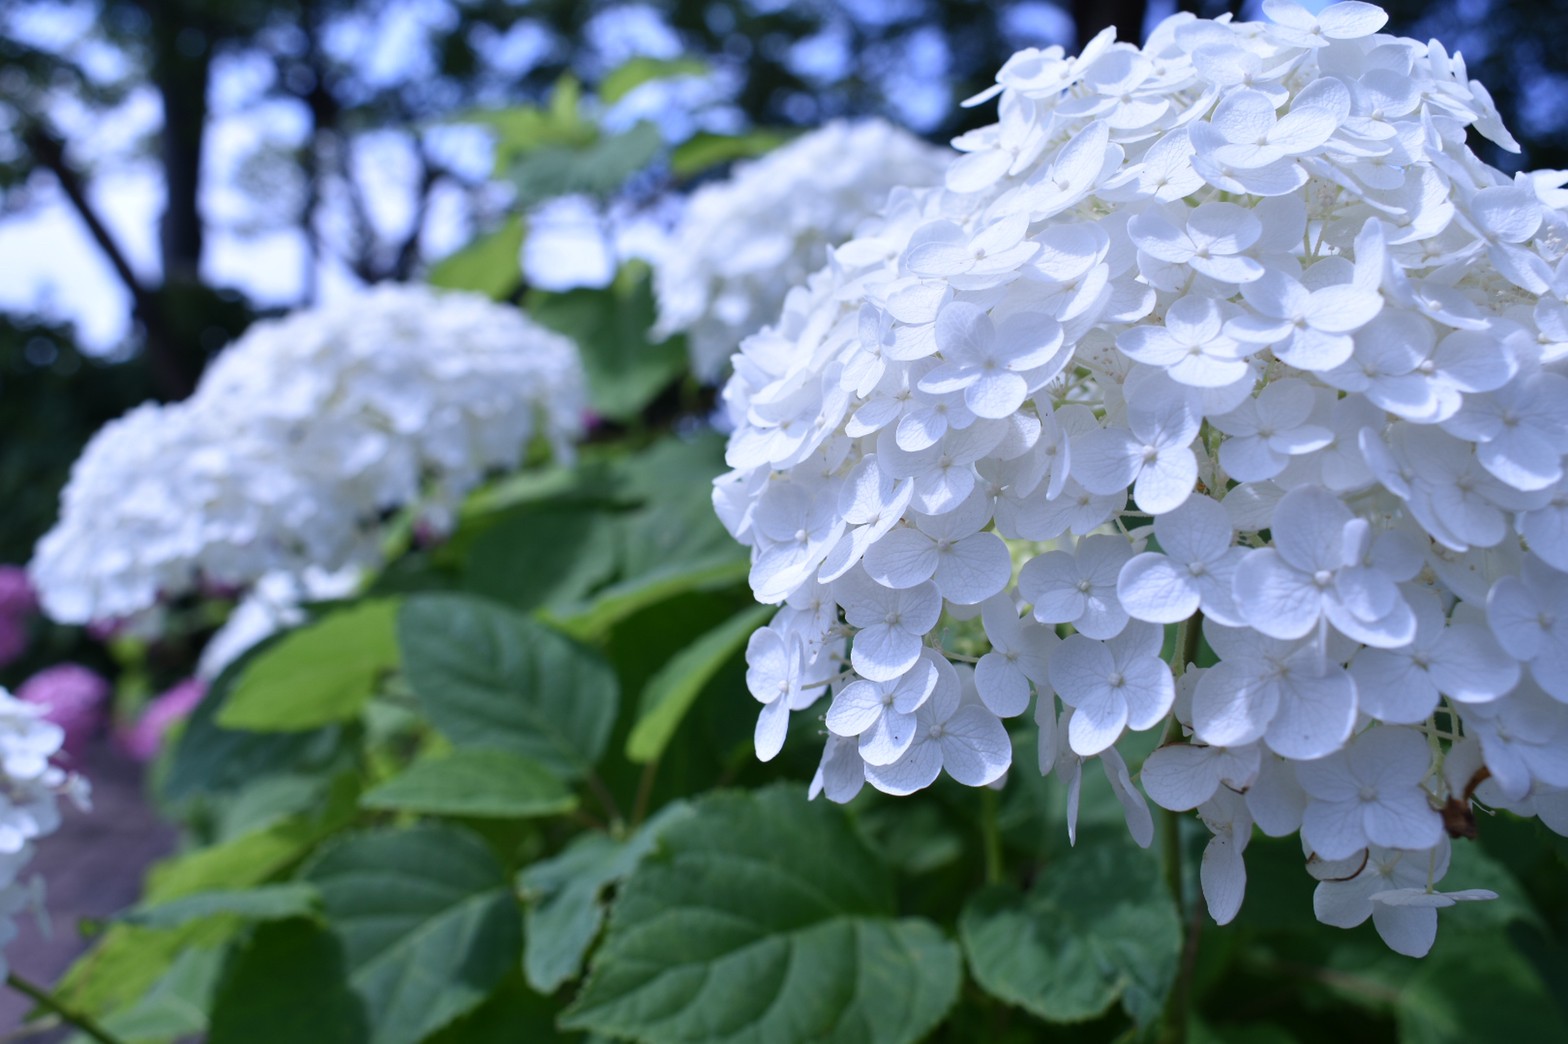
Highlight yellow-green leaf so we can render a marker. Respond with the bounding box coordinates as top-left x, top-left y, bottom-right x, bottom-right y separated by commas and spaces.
217, 600, 400, 732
